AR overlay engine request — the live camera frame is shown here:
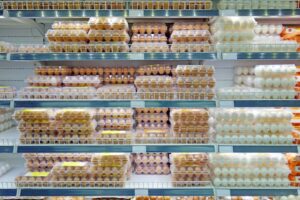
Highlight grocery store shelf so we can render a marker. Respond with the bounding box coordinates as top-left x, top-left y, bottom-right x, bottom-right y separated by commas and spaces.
8, 53, 218, 61
223, 52, 300, 60
13, 99, 217, 108
3, 9, 300, 18
0, 100, 11, 107
232, 100, 300, 107
216, 188, 299, 196
4, 10, 219, 18
0, 53, 7, 61
218, 145, 299, 153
